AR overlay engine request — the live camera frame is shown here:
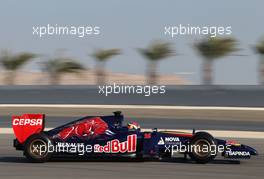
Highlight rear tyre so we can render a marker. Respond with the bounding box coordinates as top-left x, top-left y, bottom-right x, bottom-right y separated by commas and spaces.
24, 133, 52, 163
189, 132, 217, 164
